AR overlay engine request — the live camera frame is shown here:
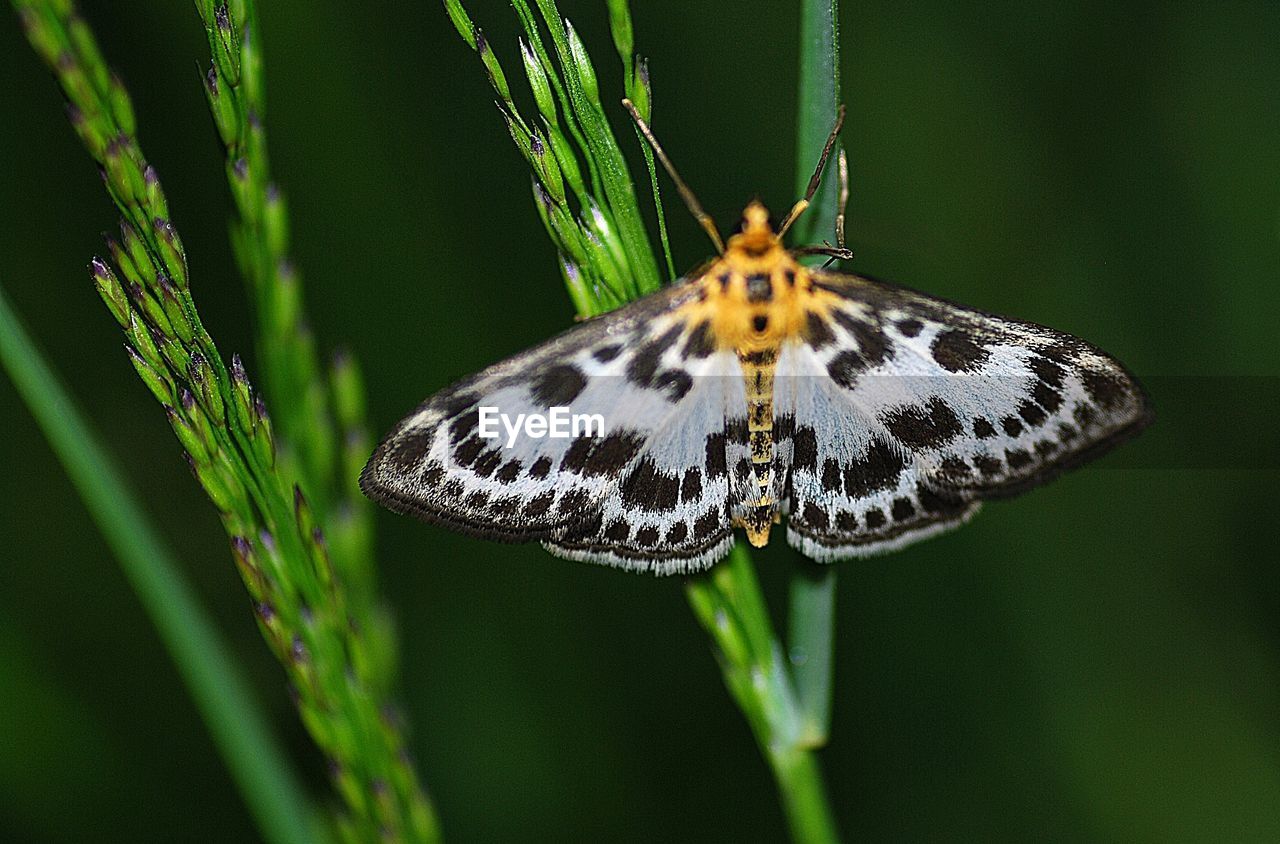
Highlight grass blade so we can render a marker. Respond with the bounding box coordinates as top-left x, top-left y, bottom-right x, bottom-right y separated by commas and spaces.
788, 0, 844, 747
0, 283, 317, 844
